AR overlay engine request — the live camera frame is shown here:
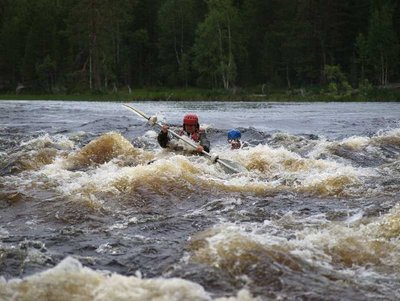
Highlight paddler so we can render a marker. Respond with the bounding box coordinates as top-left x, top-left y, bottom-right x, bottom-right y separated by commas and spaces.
227, 129, 248, 150
149, 113, 210, 153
